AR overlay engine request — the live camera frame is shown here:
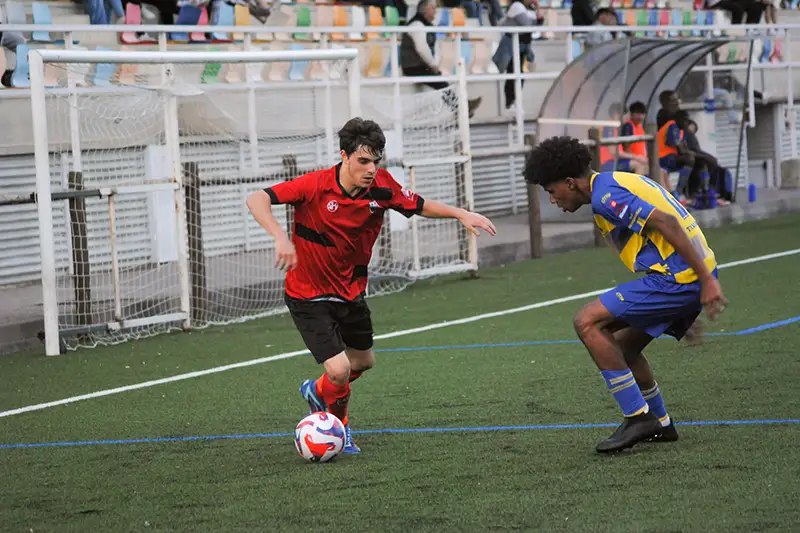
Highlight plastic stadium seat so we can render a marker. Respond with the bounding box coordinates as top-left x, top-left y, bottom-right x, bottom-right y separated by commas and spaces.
201, 46, 222, 83
222, 45, 244, 83
118, 46, 139, 84
270, 6, 296, 41
245, 46, 264, 82
5, 2, 26, 25
438, 39, 457, 74
383, 6, 400, 38
10, 44, 31, 88
293, 6, 313, 41
191, 8, 210, 43
233, 3, 250, 41
364, 44, 383, 77
331, 6, 348, 41
93, 47, 116, 87
668, 9, 681, 36
460, 40, 473, 72
267, 48, 291, 81
437, 8, 450, 40
211, 1, 235, 42
121, 3, 157, 44
470, 41, 490, 74
771, 39, 783, 63
288, 44, 309, 80
350, 6, 366, 41
366, 6, 383, 40
452, 7, 467, 27
32, 3, 55, 43
171, 5, 202, 43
